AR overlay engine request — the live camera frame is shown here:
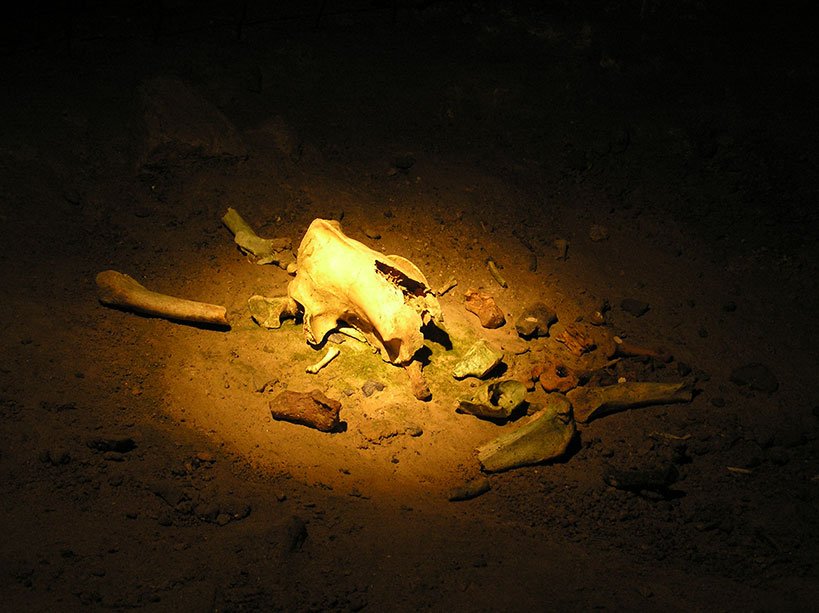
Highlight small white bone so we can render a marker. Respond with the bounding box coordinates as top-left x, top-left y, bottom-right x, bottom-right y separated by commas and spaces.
306, 347, 340, 374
